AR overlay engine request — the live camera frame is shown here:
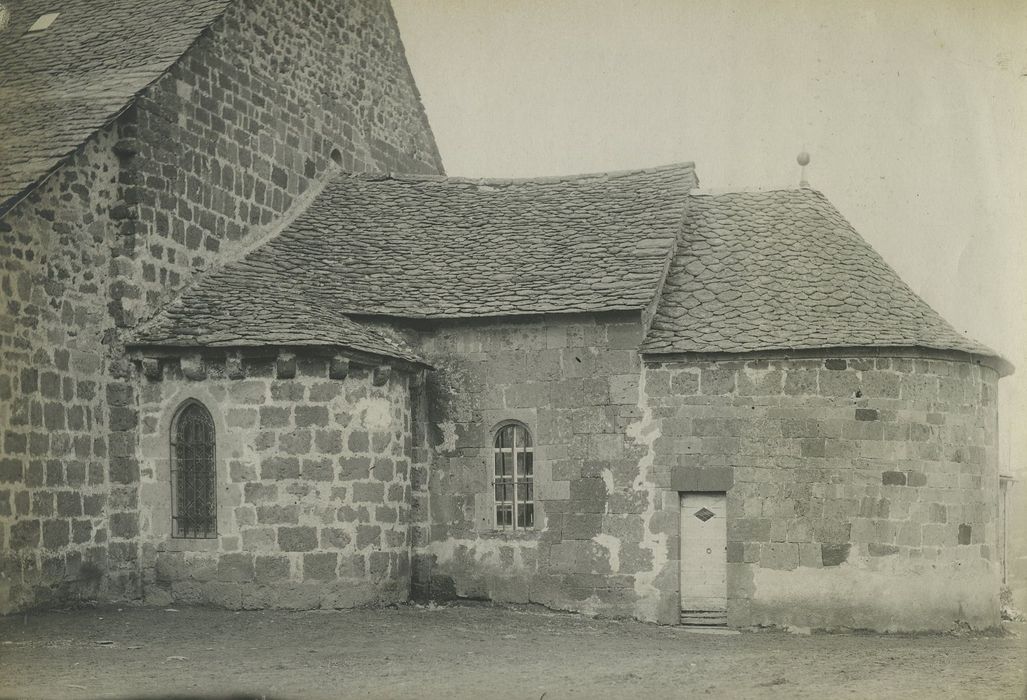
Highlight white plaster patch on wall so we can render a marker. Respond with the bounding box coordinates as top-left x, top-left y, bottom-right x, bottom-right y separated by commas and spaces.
423, 536, 538, 574
436, 420, 459, 453
577, 593, 604, 618
354, 396, 394, 431
600, 467, 615, 503
625, 364, 669, 621
751, 558, 999, 631
593, 533, 621, 573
